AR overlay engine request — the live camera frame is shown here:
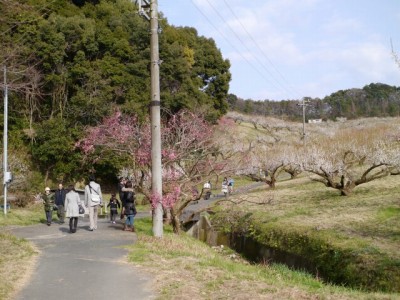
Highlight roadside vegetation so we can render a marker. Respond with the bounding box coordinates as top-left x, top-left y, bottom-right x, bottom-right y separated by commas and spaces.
128, 217, 399, 299
0, 205, 42, 300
